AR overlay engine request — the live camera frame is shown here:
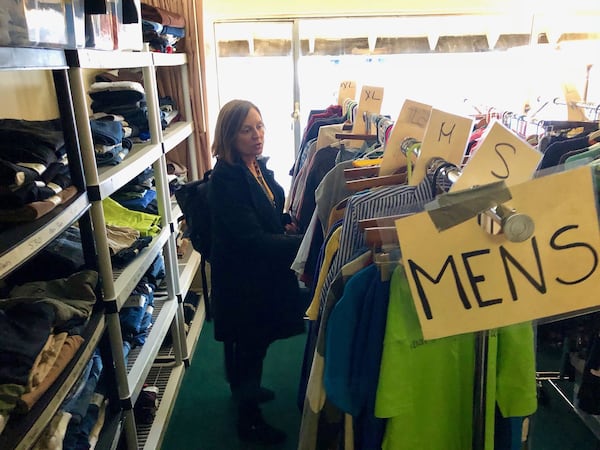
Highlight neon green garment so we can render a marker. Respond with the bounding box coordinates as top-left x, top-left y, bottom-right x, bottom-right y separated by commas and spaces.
484, 322, 538, 450
102, 197, 161, 237
375, 266, 537, 450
